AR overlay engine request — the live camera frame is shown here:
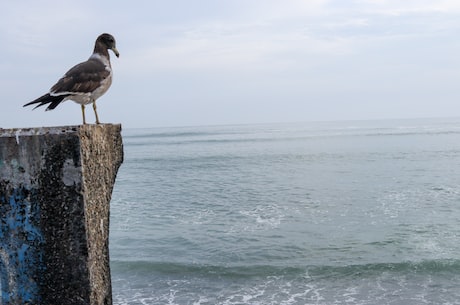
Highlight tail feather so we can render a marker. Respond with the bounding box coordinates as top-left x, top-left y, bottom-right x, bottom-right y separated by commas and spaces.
23, 93, 68, 111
